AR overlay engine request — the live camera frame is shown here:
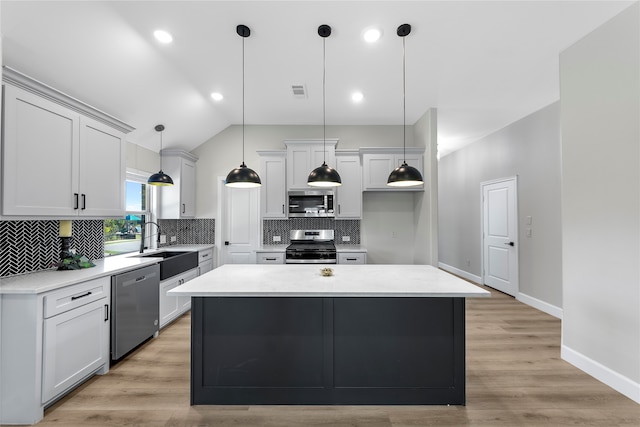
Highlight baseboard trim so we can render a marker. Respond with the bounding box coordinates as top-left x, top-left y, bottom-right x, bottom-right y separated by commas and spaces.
561, 345, 640, 404
517, 292, 563, 319
438, 263, 481, 284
